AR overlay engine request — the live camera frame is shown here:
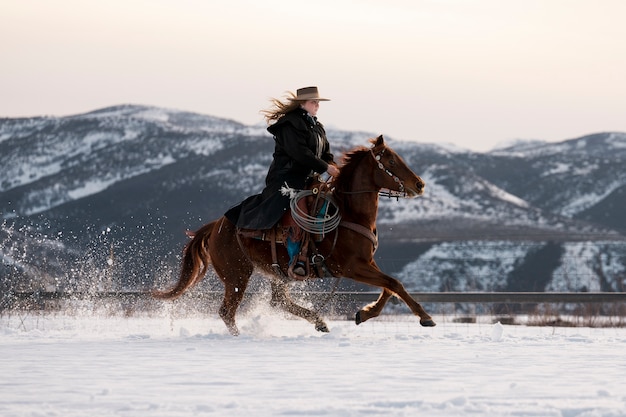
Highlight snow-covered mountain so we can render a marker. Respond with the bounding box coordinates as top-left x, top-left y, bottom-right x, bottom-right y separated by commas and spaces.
1, 105, 625, 295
